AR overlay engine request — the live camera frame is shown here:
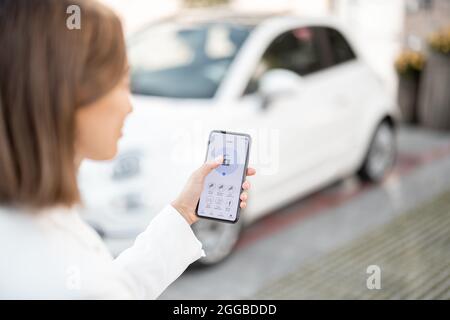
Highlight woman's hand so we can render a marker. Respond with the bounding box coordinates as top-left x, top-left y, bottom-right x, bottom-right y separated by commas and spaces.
171, 156, 256, 225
